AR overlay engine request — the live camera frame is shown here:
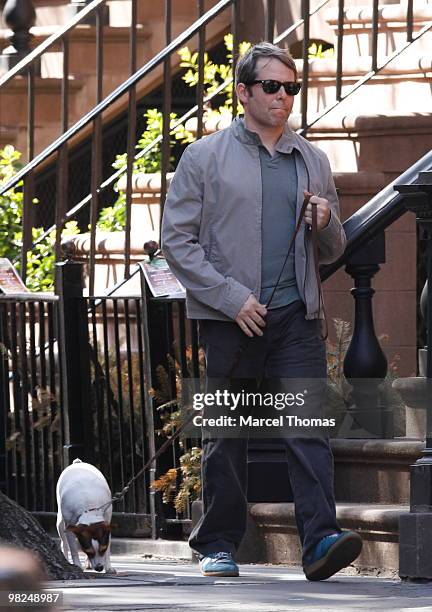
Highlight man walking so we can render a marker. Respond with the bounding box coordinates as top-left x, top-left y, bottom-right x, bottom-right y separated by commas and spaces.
162, 42, 362, 580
